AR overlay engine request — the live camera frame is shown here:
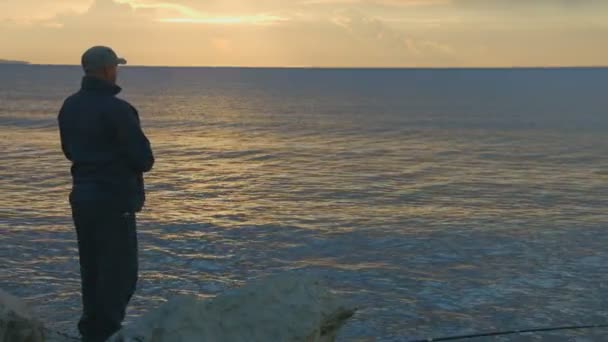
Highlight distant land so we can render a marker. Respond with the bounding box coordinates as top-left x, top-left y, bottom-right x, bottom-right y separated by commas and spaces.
0, 59, 30, 65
